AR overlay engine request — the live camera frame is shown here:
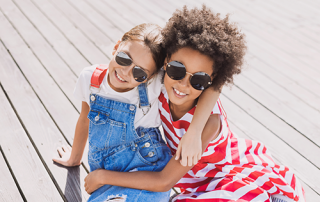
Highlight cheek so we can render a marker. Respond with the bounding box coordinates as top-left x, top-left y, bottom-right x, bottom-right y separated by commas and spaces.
163, 75, 174, 89
191, 89, 202, 99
